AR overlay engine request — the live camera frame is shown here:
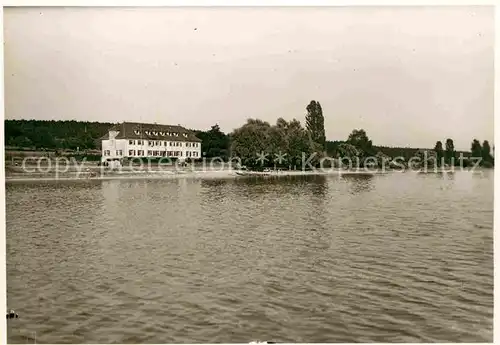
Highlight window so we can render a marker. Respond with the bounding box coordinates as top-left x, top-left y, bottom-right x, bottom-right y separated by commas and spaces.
156, 141, 160, 146
137, 140, 143, 145
134, 130, 140, 135
129, 150, 134, 156
153, 131, 158, 136
164, 141, 167, 146
129, 140, 134, 145
147, 150, 152, 156
104, 150, 110, 156
180, 151, 183, 157
149, 141, 153, 146
116, 150, 122, 156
